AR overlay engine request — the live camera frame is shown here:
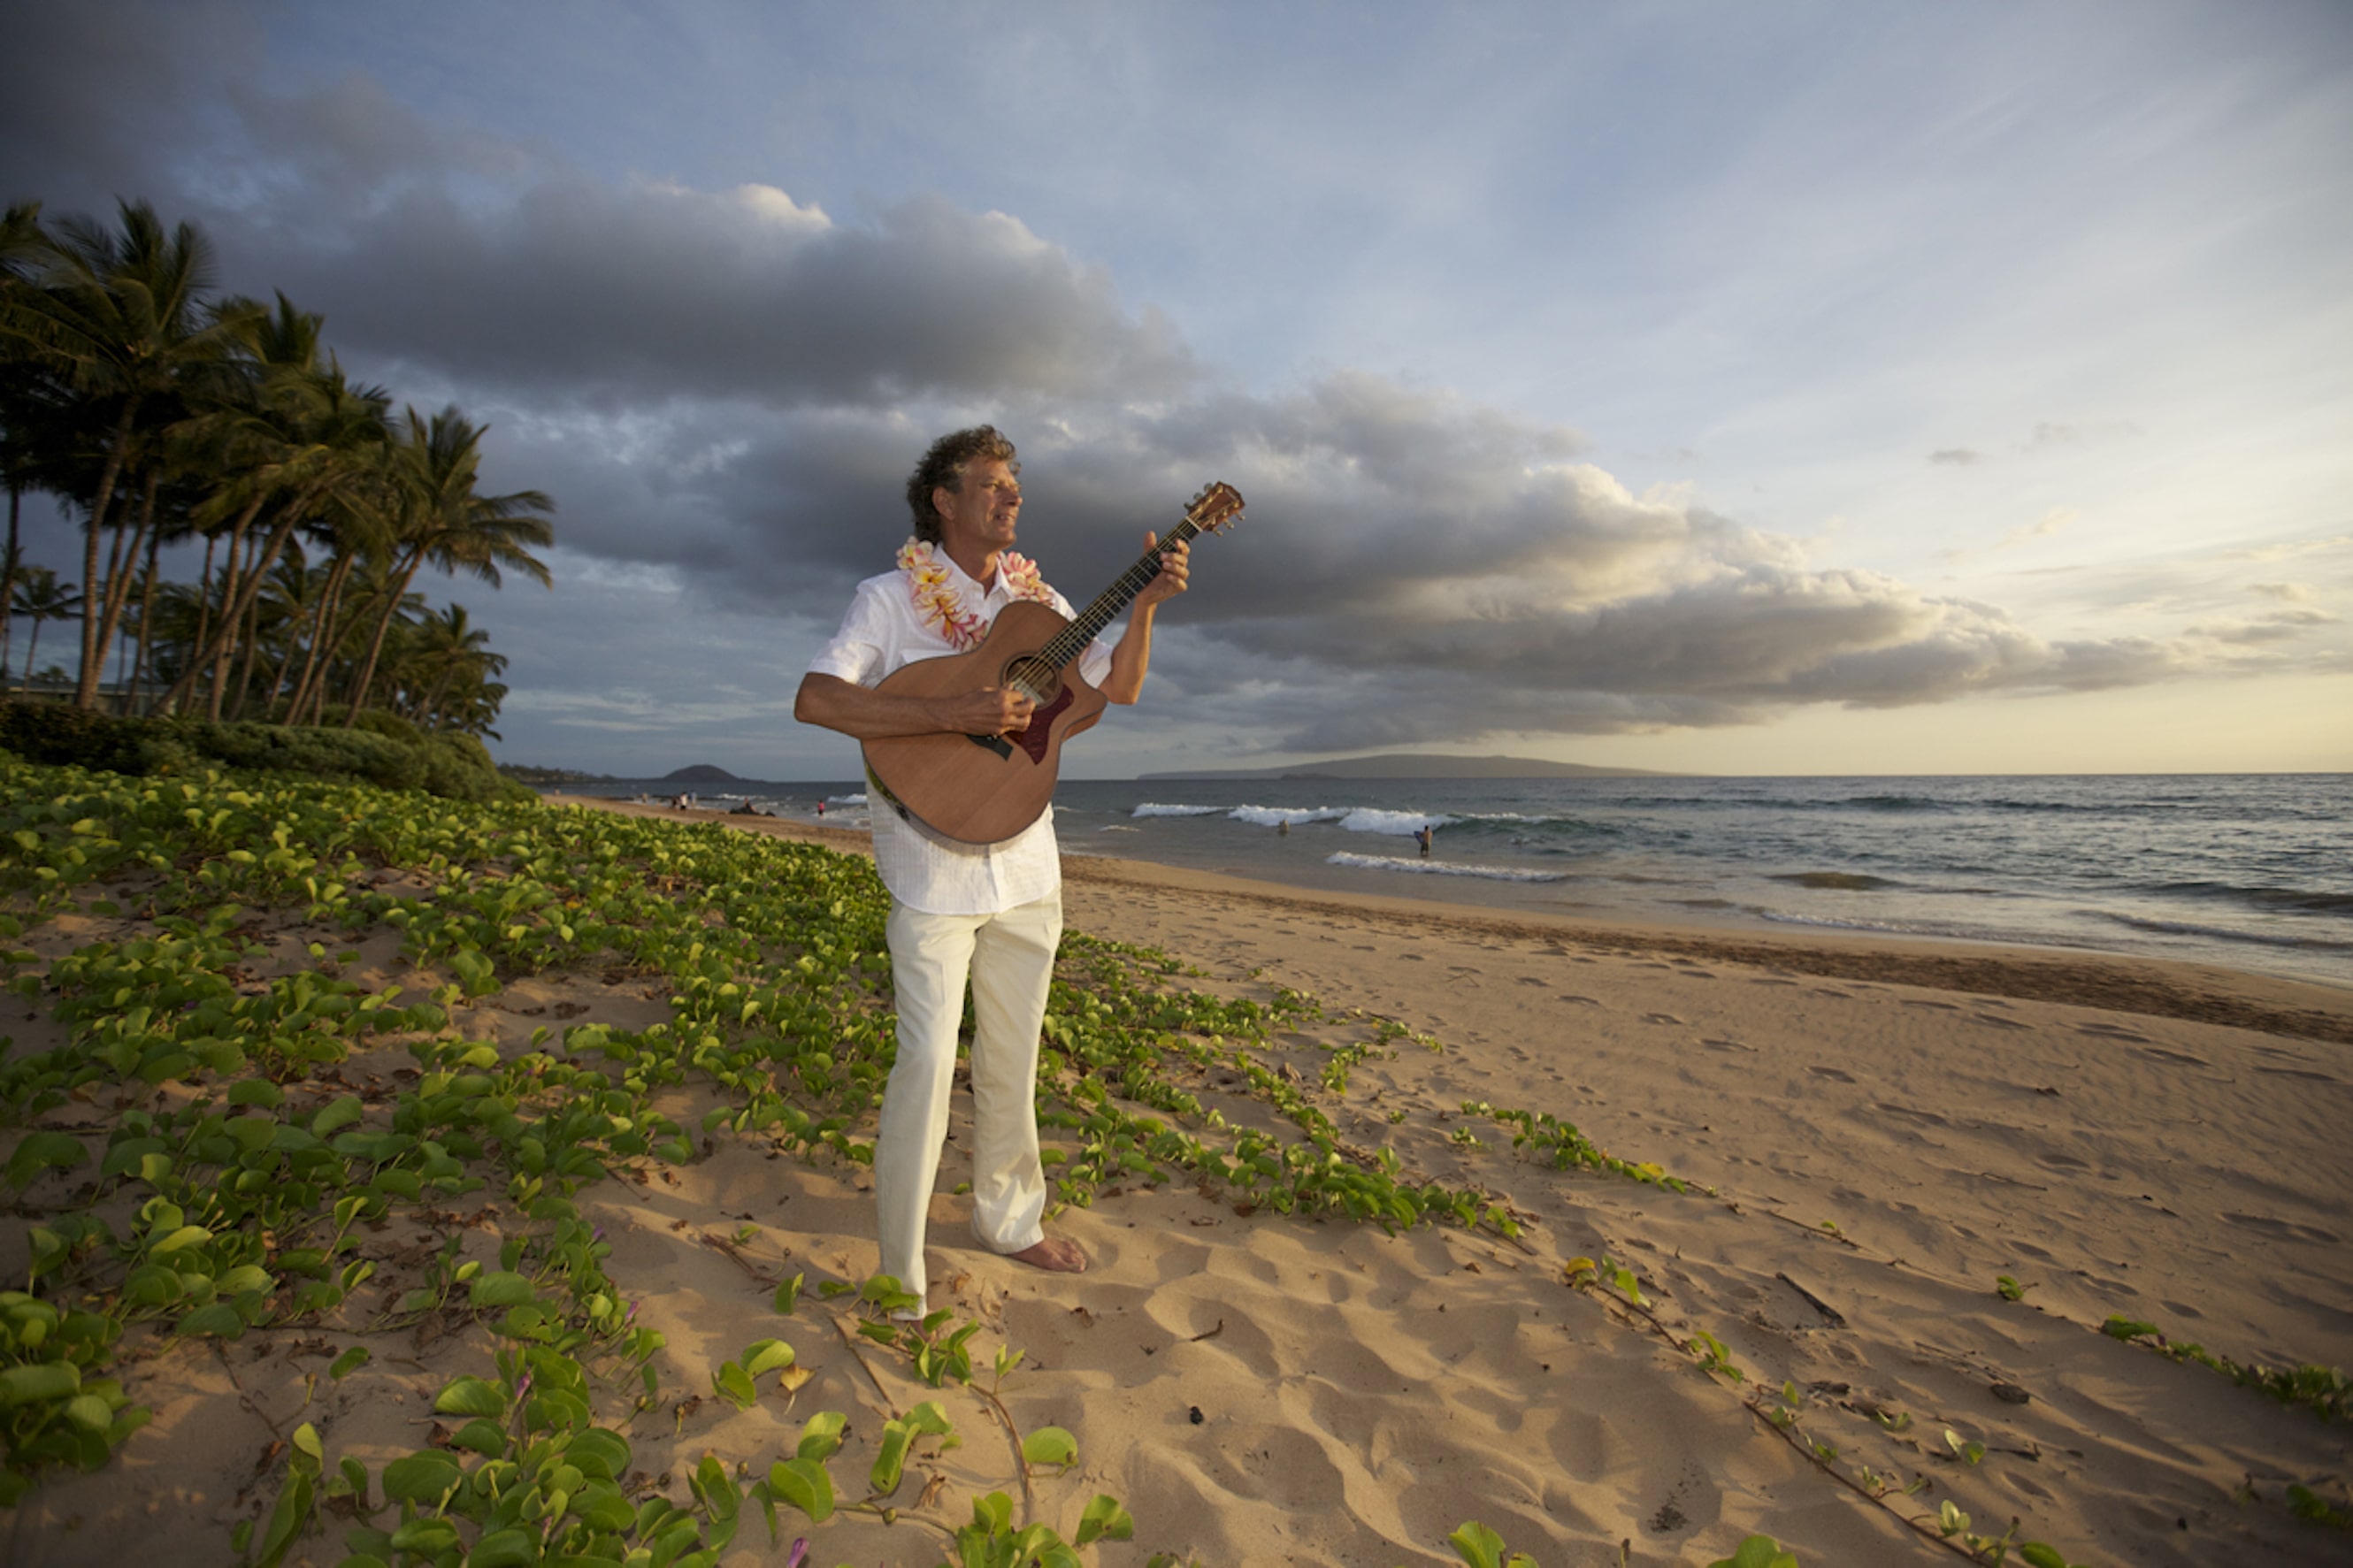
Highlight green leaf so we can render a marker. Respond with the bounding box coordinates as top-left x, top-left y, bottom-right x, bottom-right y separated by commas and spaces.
1449, 1521, 1506, 1568
310, 1095, 364, 1138
741, 1337, 795, 1380
328, 1345, 370, 1381
1709, 1537, 1801, 1568
2018, 1546, 2070, 1568
467, 1528, 538, 1568
692, 1452, 740, 1522
766, 1456, 834, 1523
433, 1375, 508, 1418
565, 1427, 632, 1481
713, 1362, 757, 1409
870, 1419, 913, 1496
0, 1362, 80, 1405
381, 1449, 464, 1503
772, 1273, 802, 1315
6, 1130, 90, 1190
62, 1394, 114, 1432
1075, 1495, 1134, 1546
796, 1411, 847, 1461
173, 1302, 246, 1340
150, 1224, 214, 1258
449, 1419, 509, 1457
468, 1270, 537, 1309
252, 1470, 313, 1568
1021, 1426, 1078, 1469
